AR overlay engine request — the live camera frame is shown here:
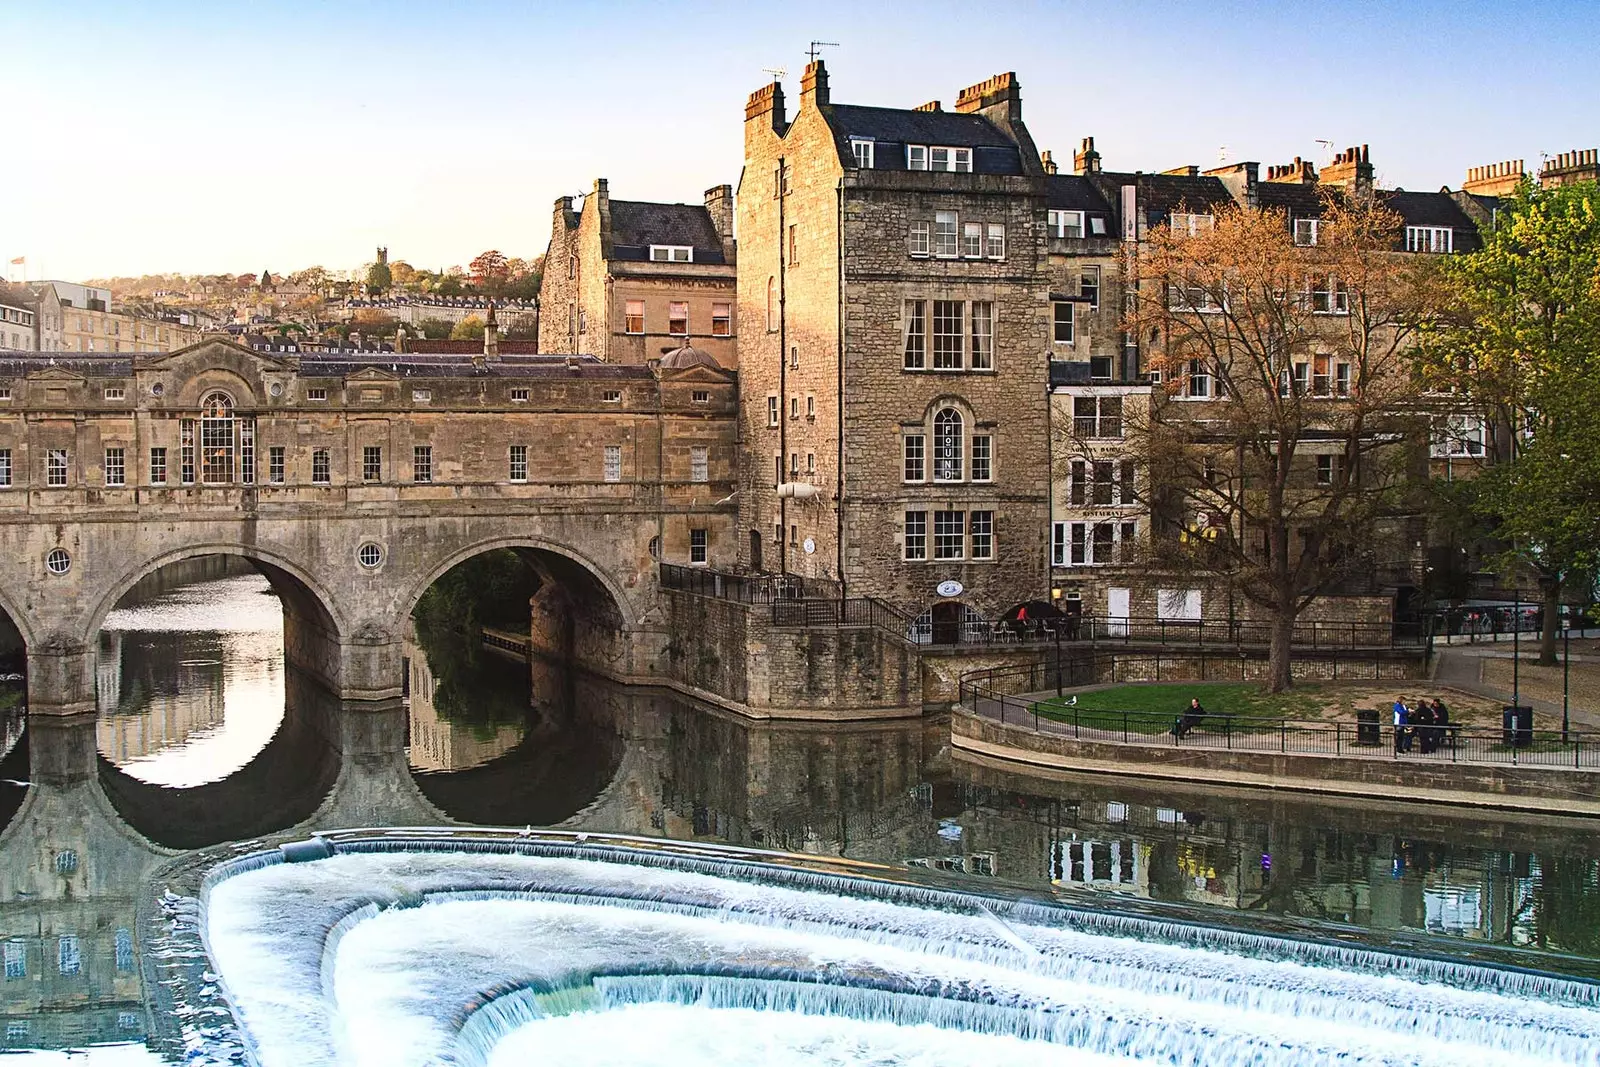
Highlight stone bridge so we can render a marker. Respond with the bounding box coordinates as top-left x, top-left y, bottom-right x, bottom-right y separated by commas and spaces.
0, 338, 739, 712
